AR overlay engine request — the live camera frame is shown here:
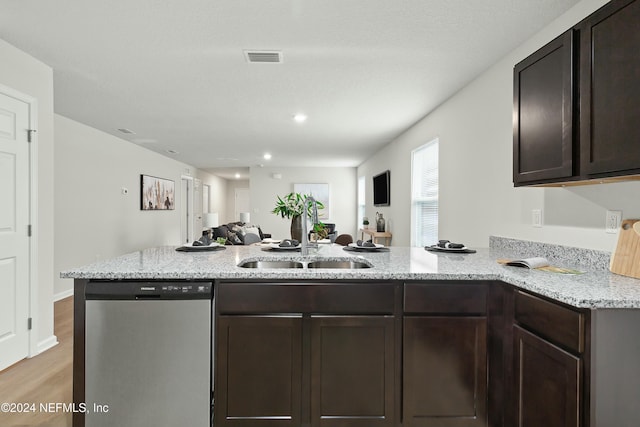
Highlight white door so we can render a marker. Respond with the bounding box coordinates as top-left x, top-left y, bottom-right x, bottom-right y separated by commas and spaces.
234, 188, 250, 222
180, 176, 197, 243
202, 184, 210, 214
0, 92, 31, 371
180, 177, 190, 243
